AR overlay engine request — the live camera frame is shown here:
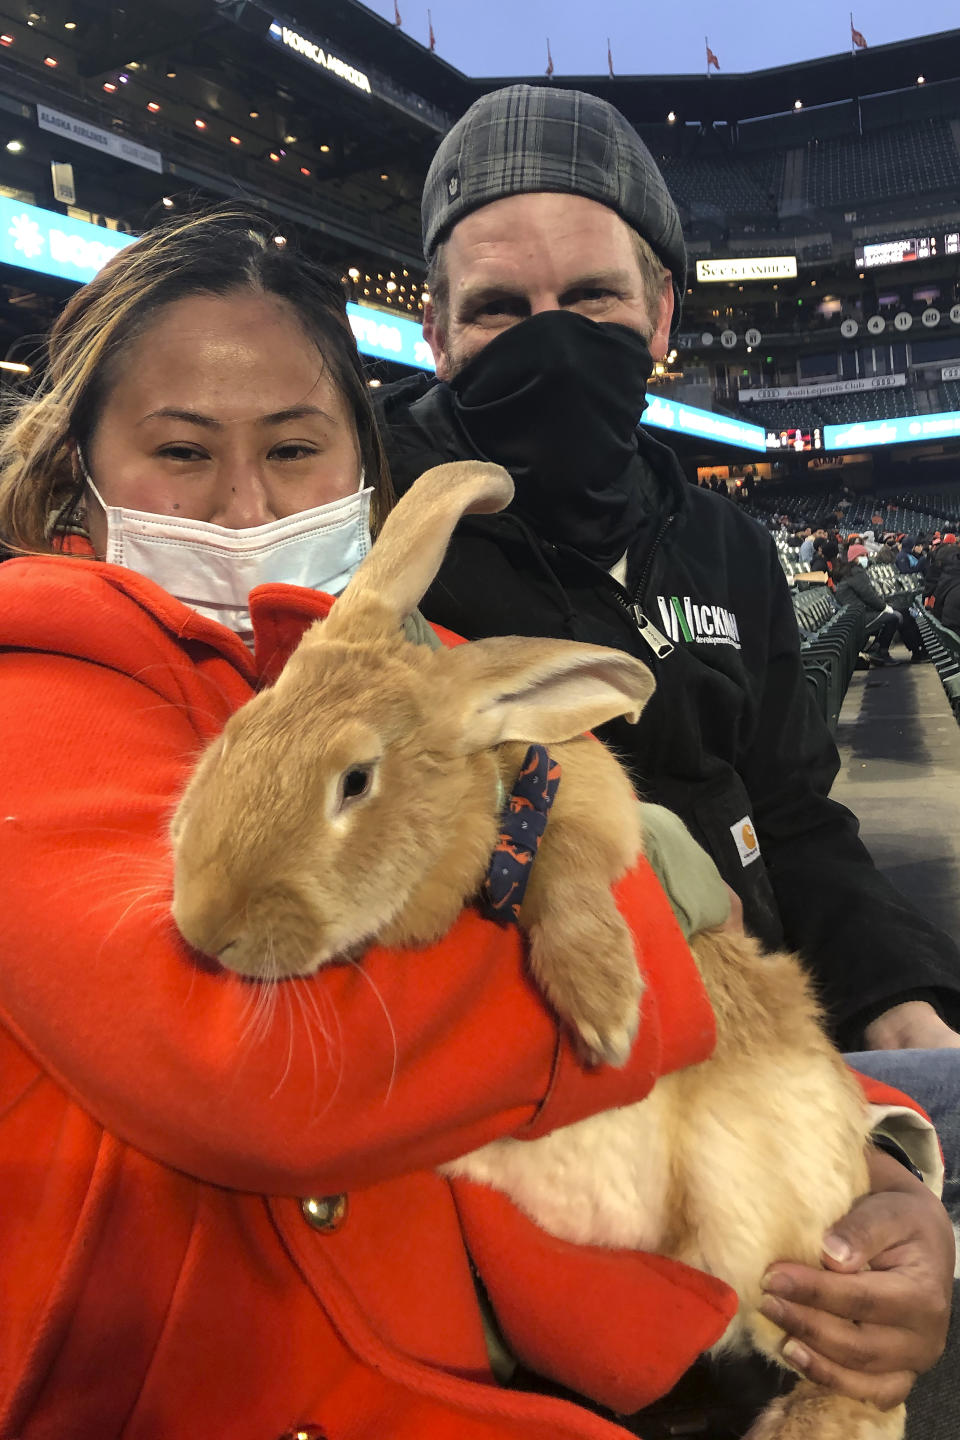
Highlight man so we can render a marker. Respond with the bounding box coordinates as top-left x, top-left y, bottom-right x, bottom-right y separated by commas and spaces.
897, 536, 929, 578
799, 526, 826, 567
381, 84, 959, 1053
377, 83, 956, 1430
